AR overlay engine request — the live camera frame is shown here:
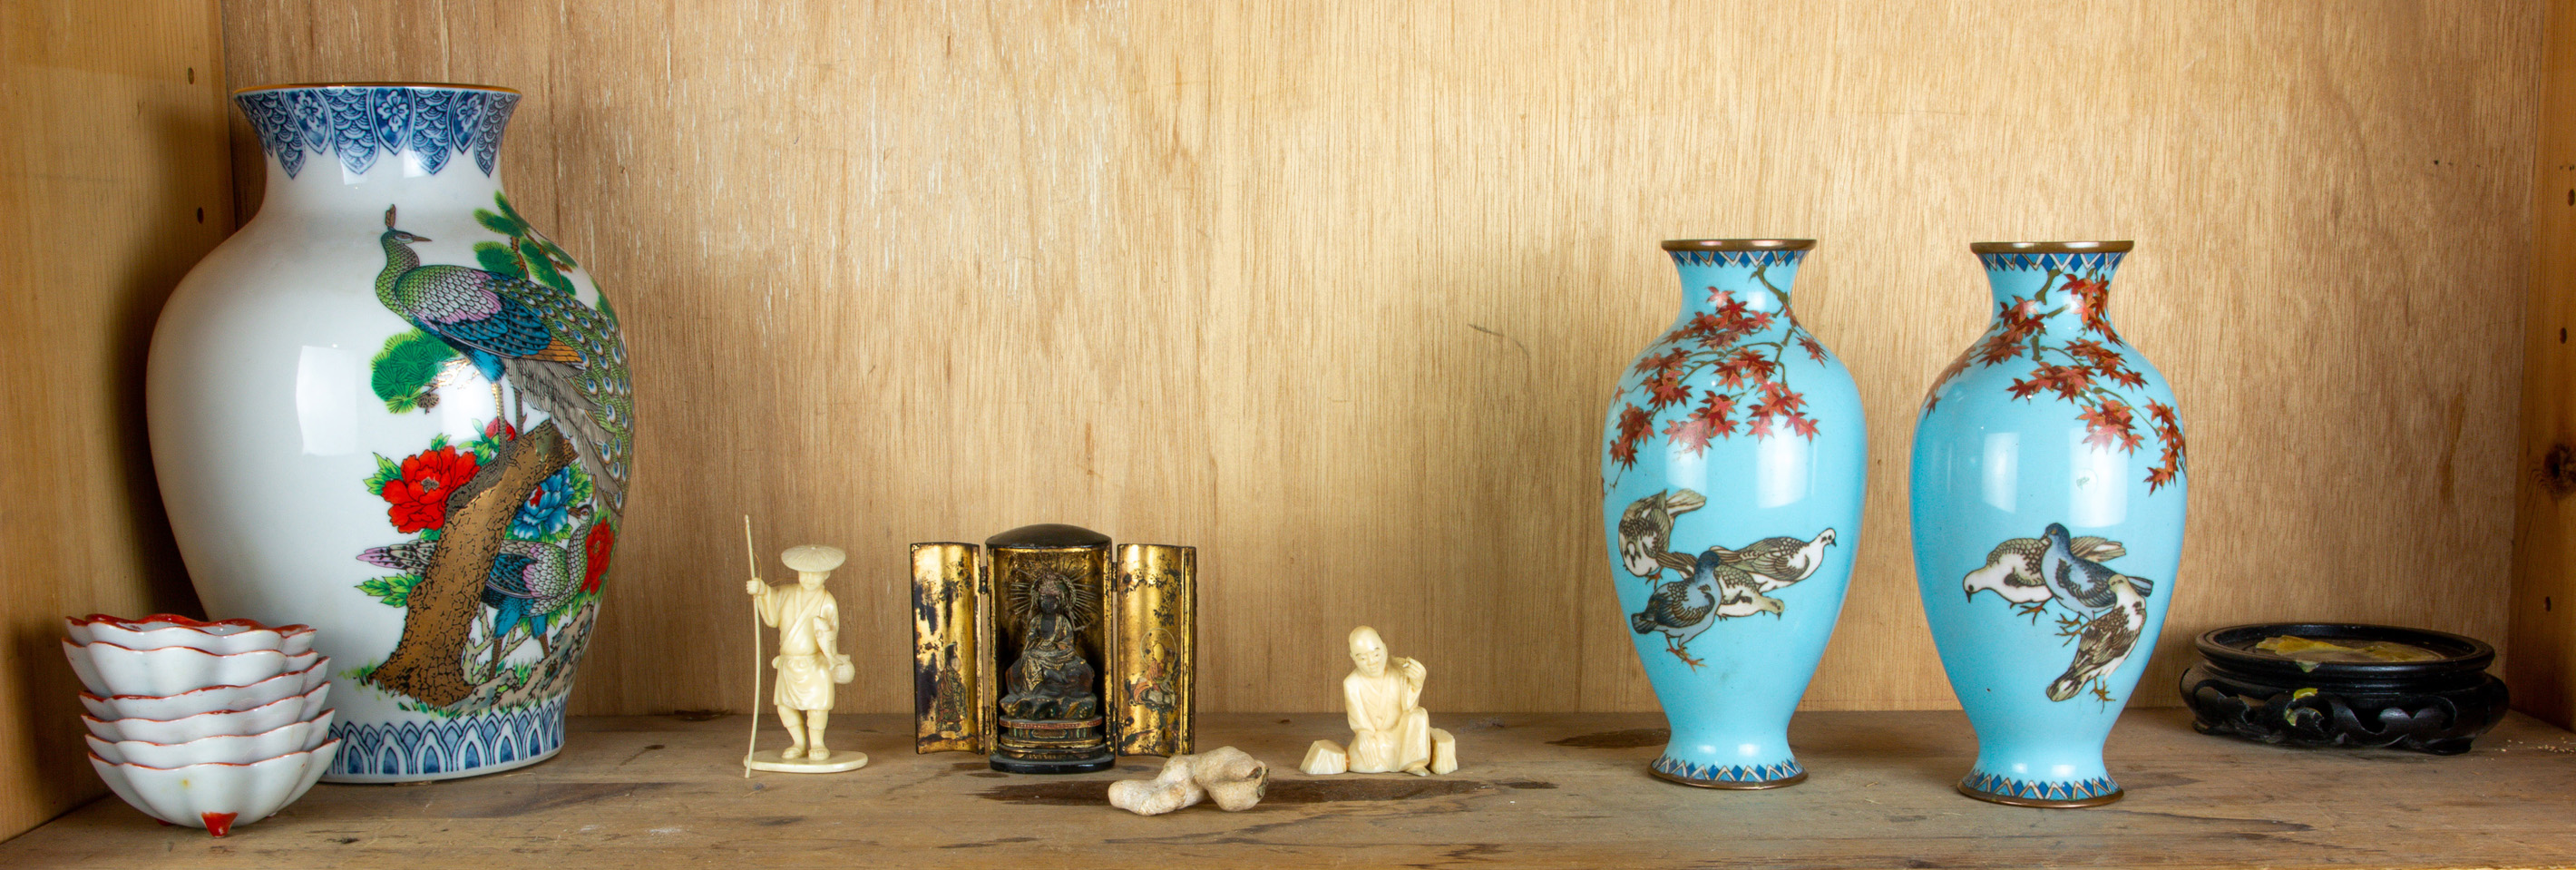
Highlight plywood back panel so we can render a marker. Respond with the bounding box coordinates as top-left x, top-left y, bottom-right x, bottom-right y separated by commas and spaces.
0, 0, 229, 839
2514, 0, 2576, 729
216, 1, 2540, 717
